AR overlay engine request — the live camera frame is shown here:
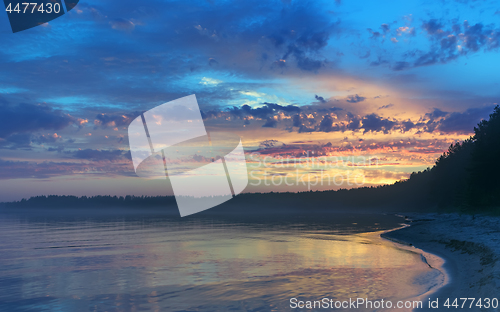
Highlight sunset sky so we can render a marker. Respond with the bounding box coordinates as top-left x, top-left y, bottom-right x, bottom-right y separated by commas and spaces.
1, 0, 499, 201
